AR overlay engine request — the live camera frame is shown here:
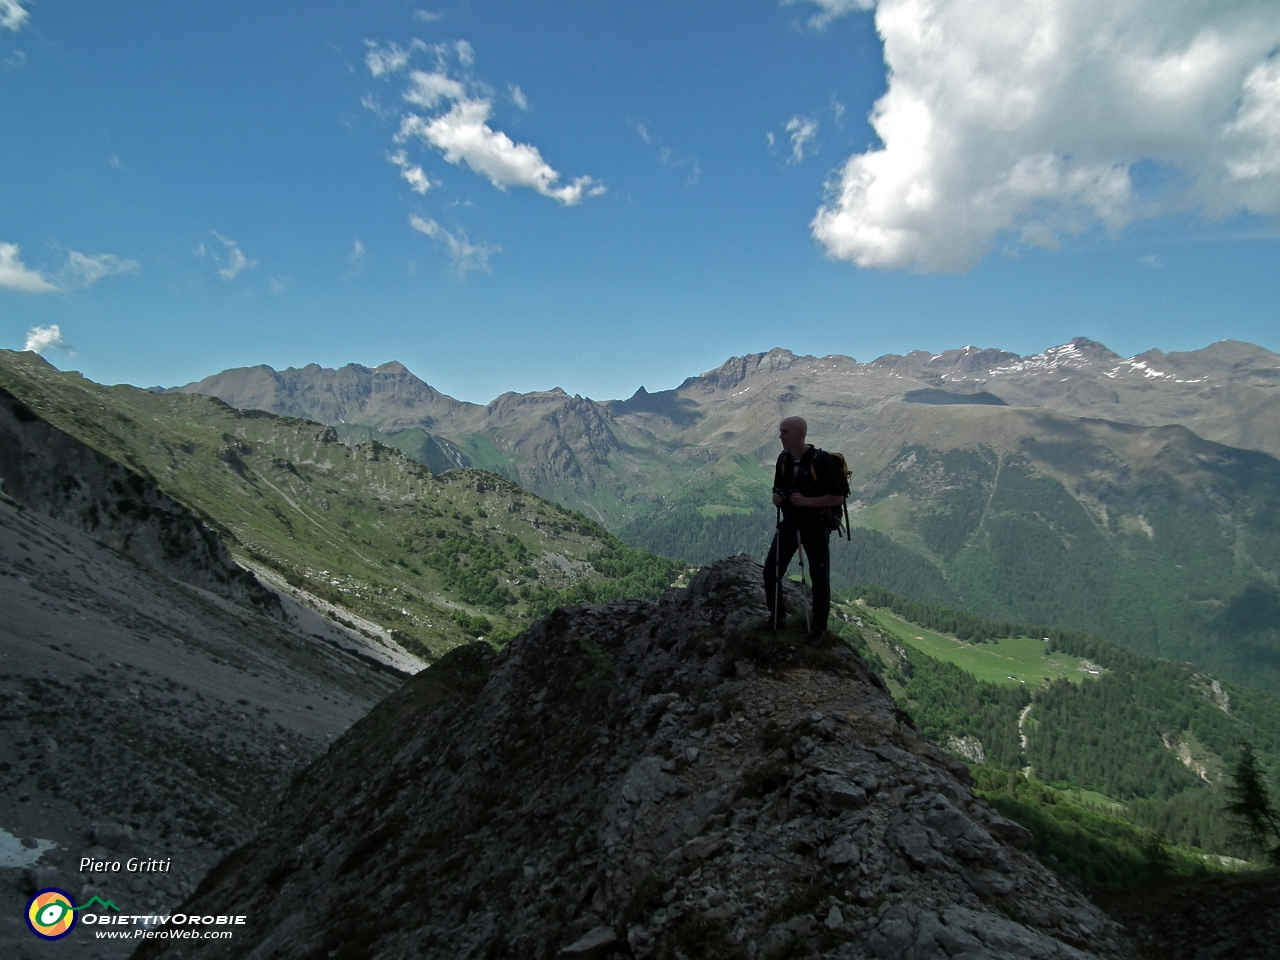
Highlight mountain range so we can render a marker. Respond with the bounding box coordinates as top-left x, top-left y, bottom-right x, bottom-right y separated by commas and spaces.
171, 338, 1280, 696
